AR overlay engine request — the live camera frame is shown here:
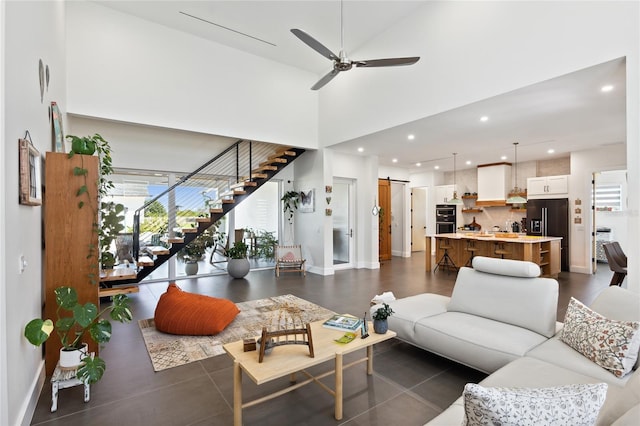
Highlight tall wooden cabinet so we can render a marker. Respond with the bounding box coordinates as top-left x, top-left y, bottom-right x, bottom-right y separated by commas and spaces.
44, 152, 99, 375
